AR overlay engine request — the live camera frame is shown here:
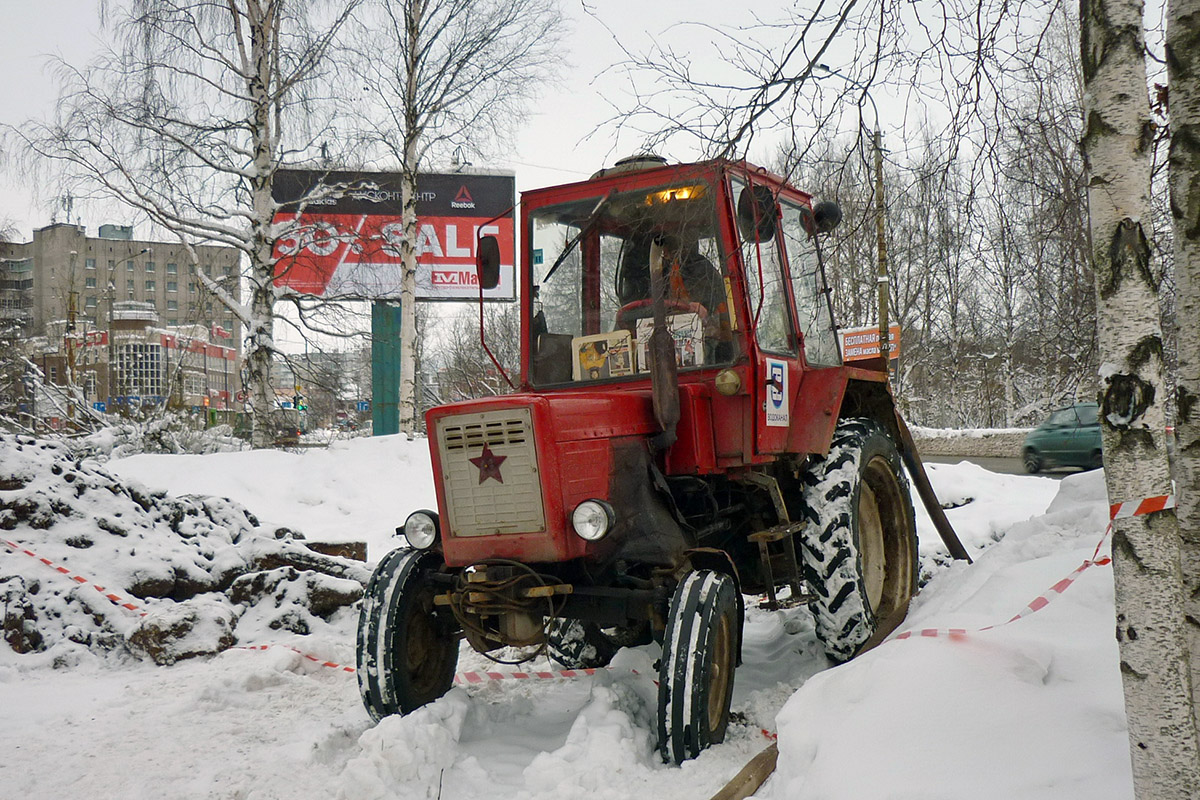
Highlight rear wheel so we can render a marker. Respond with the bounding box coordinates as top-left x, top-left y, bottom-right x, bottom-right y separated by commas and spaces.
356, 548, 459, 721
657, 570, 739, 764
799, 418, 917, 662
1023, 448, 1042, 474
